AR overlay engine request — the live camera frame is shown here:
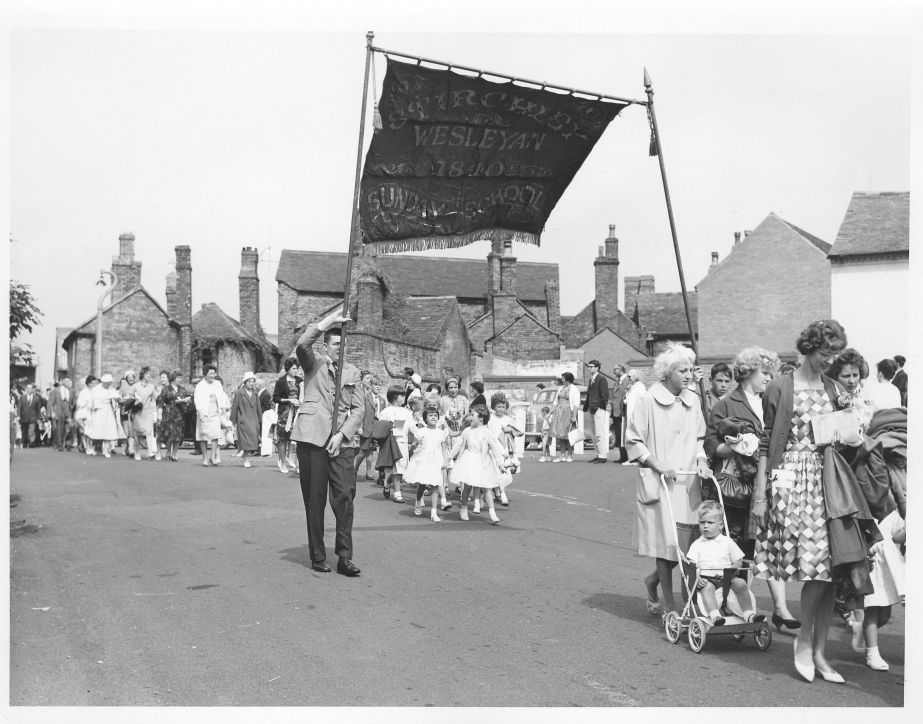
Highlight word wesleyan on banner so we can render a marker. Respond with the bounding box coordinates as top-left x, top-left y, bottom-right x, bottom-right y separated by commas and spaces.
359, 59, 627, 251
